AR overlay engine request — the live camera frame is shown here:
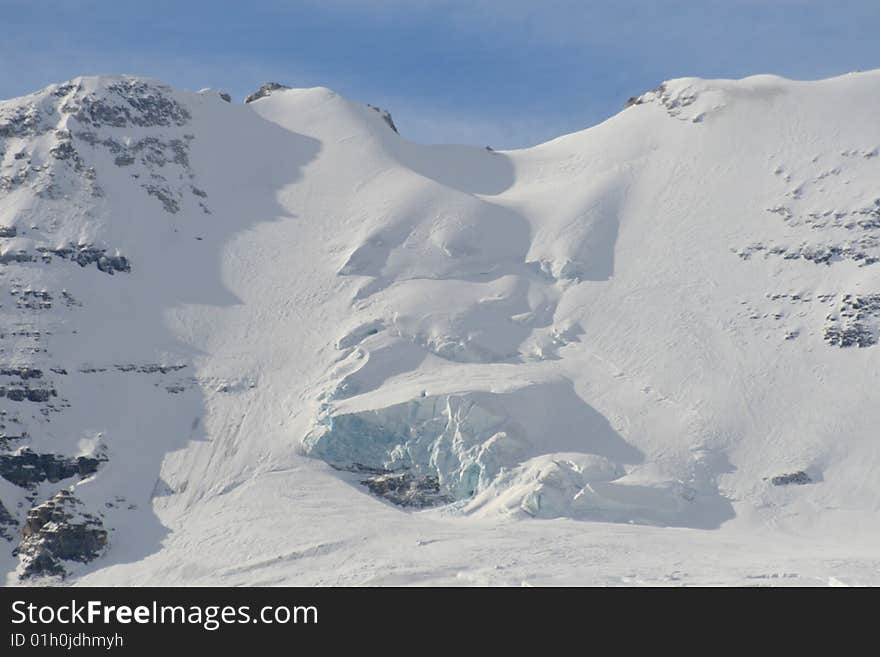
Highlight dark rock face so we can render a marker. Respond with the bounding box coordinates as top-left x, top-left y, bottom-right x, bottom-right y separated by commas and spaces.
771, 471, 812, 486
76, 128, 200, 214
17, 490, 108, 579
219, 92, 232, 103
366, 104, 399, 134
824, 323, 876, 348
36, 243, 131, 274
0, 385, 56, 402
735, 207, 880, 344
824, 294, 880, 348
113, 363, 186, 374
0, 226, 16, 237
625, 83, 699, 119
0, 105, 44, 139
13, 289, 52, 310
0, 449, 103, 488
0, 251, 35, 264
1, 77, 201, 214
1, 78, 189, 142
625, 96, 642, 108
0, 367, 43, 380
244, 82, 290, 104
0, 238, 130, 280
49, 137, 79, 162
361, 472, 452, 508
735, 194, 880, 345
66, 79, 191, 129
734, 241, 880, 267
143, 184, 180, 213
80, 132, 190, 169
625, 84, 665, 108
0, 434, 28, 450
0, 499, 15, 541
